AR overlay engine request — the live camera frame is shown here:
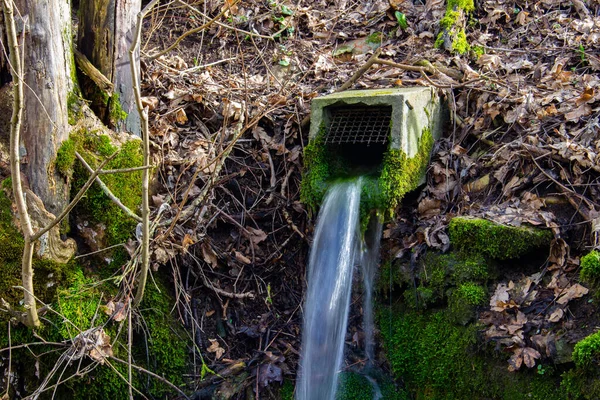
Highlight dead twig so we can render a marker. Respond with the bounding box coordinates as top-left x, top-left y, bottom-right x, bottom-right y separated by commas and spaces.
75, 152, 142, 222
130, 0, 159, 306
